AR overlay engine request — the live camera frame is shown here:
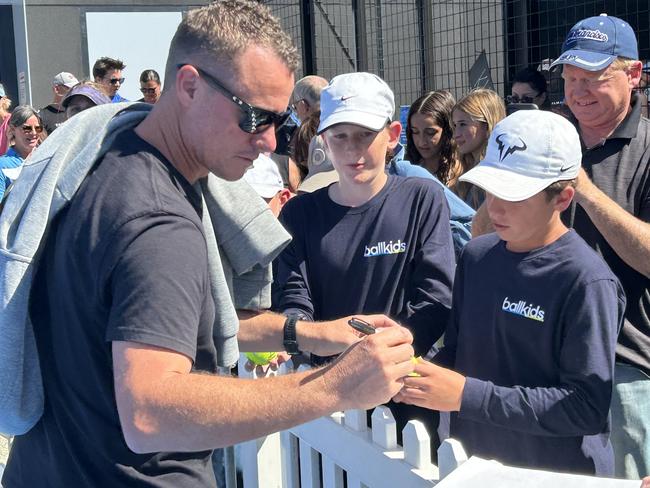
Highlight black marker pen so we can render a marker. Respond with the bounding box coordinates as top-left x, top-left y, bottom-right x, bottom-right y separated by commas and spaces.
348, 317, 376, 335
